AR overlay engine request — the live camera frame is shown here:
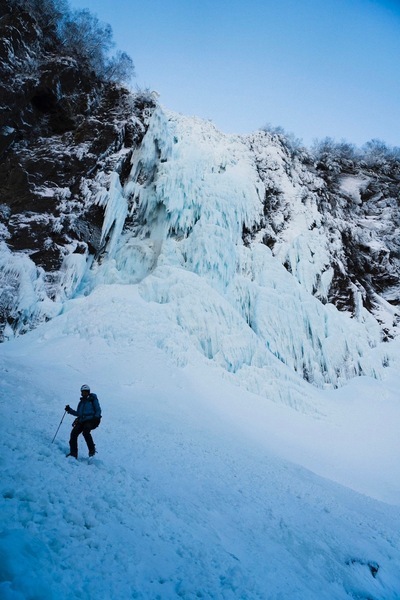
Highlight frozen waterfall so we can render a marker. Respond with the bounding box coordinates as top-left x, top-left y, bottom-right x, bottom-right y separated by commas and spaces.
76, 108, 388, 406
